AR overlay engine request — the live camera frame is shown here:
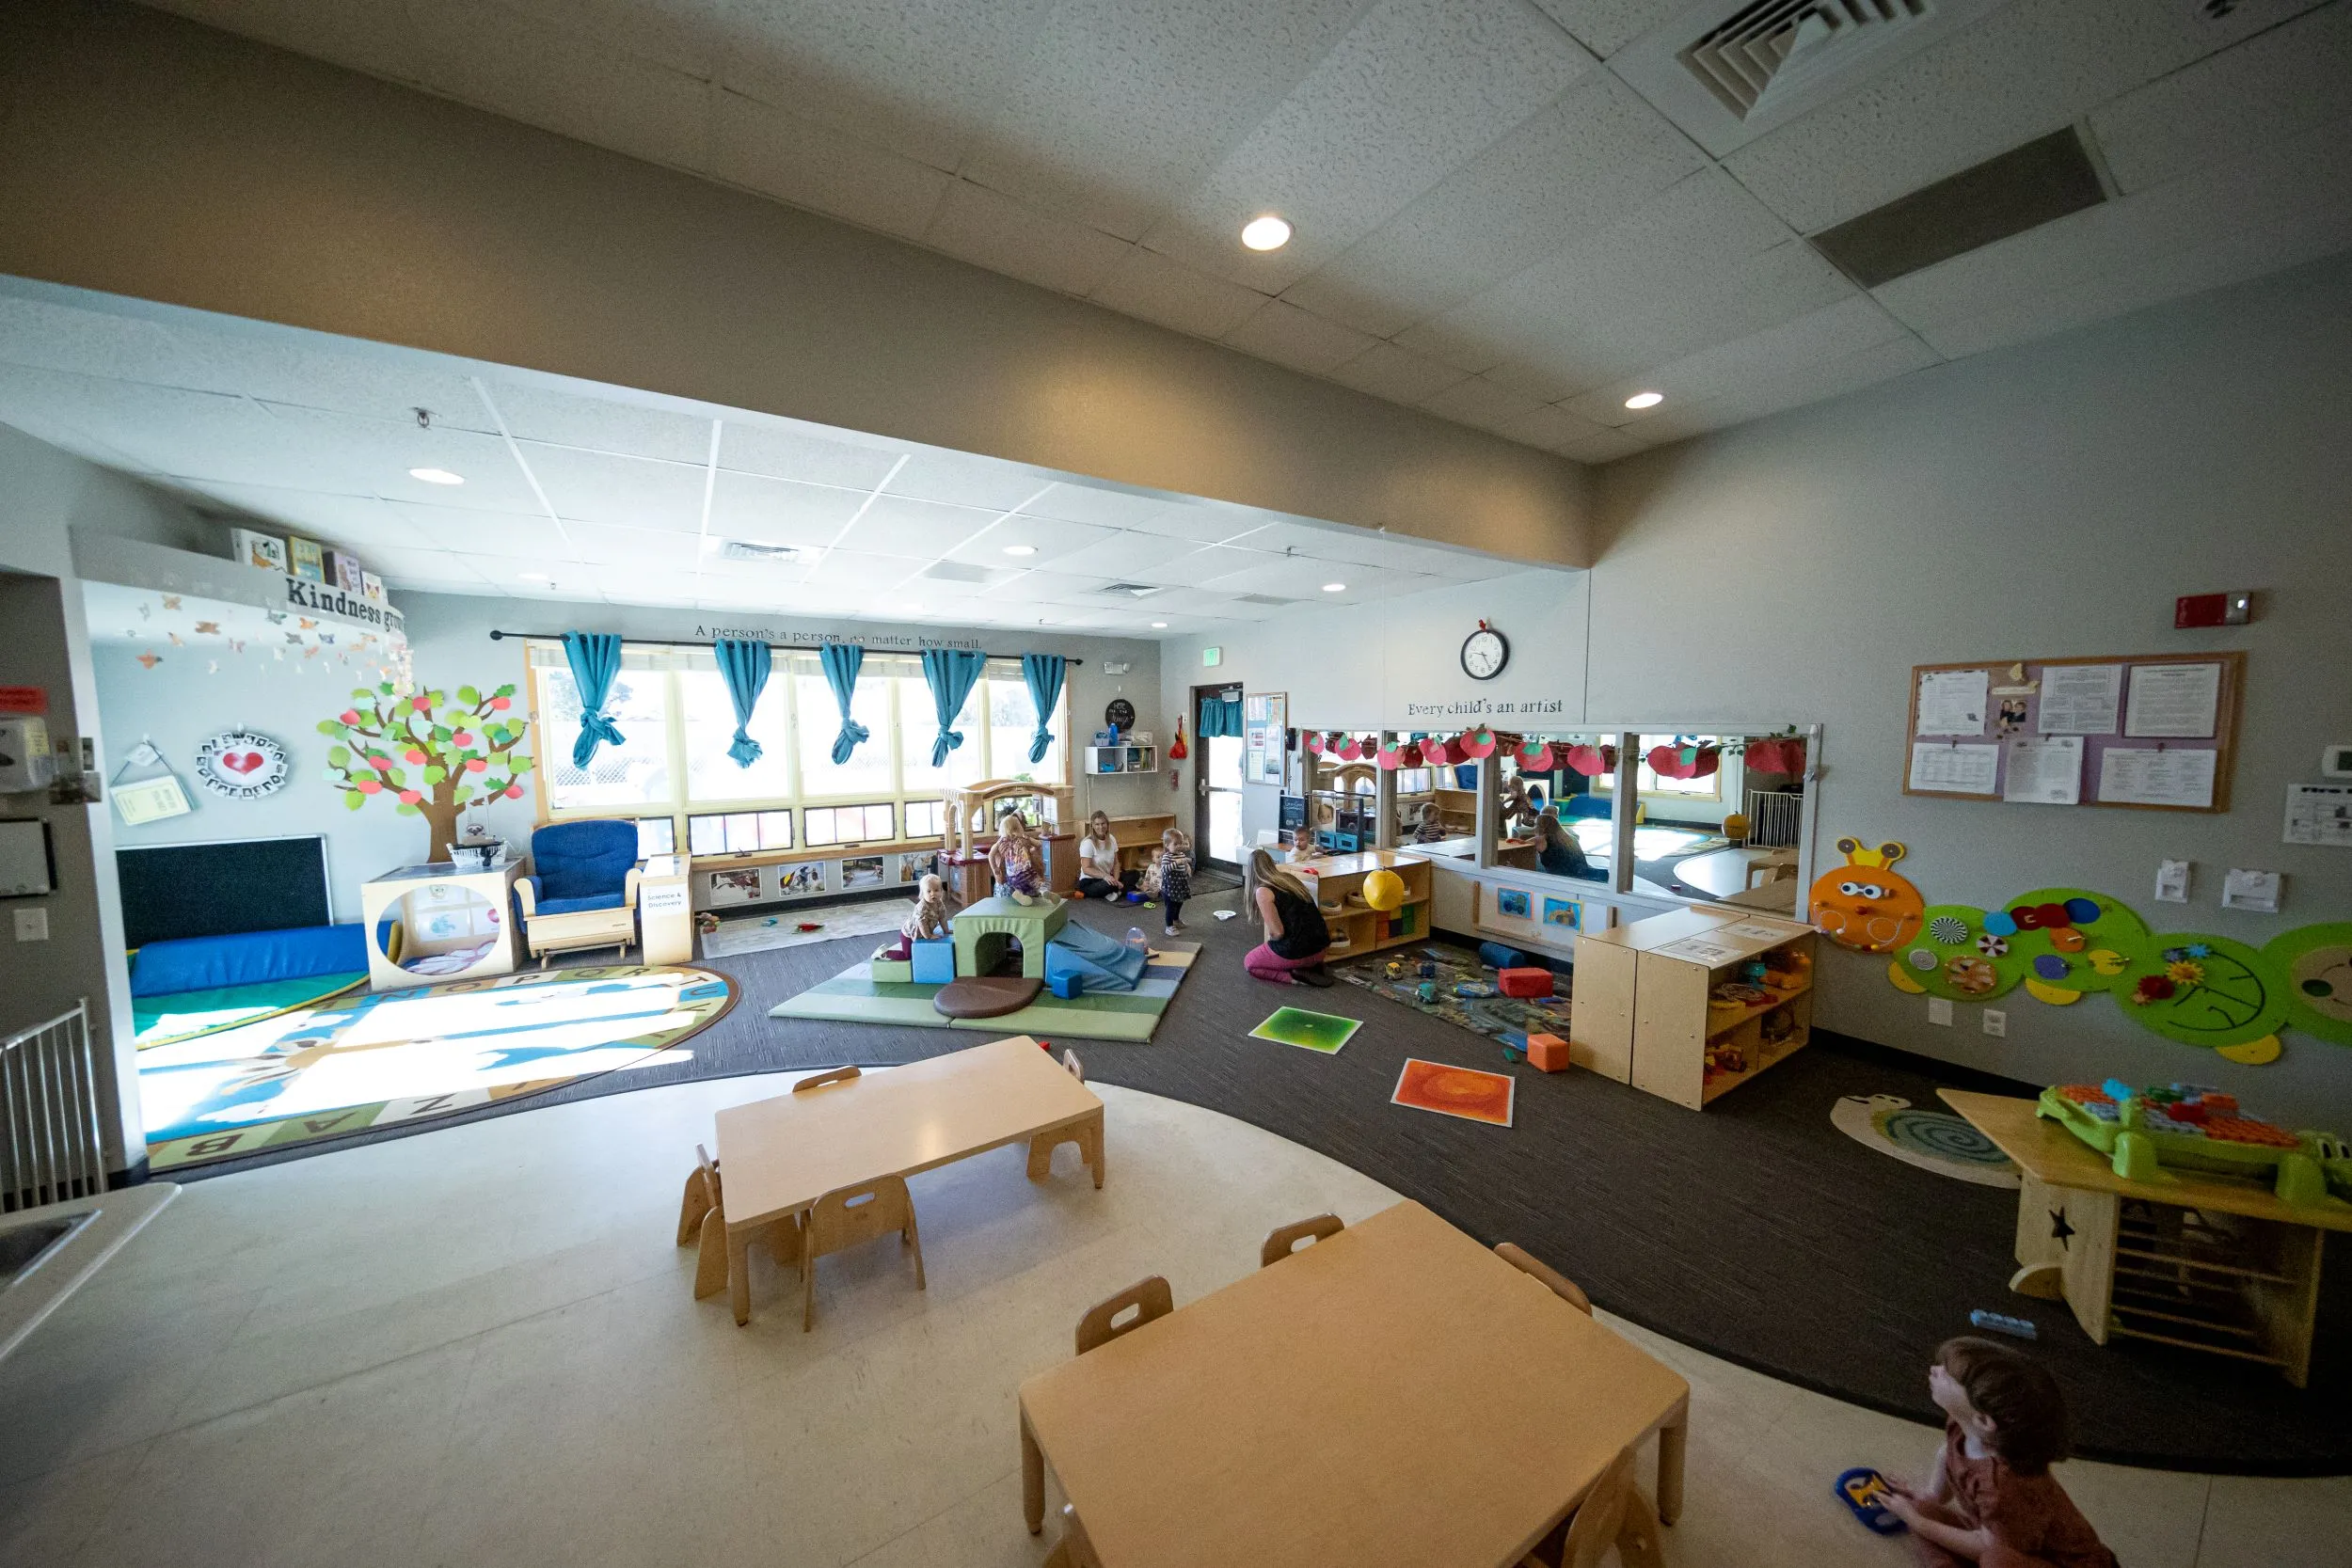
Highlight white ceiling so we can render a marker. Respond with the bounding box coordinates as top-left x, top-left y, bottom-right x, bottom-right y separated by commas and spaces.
0, 283, 1546, 629
137, 0, 2352, 462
